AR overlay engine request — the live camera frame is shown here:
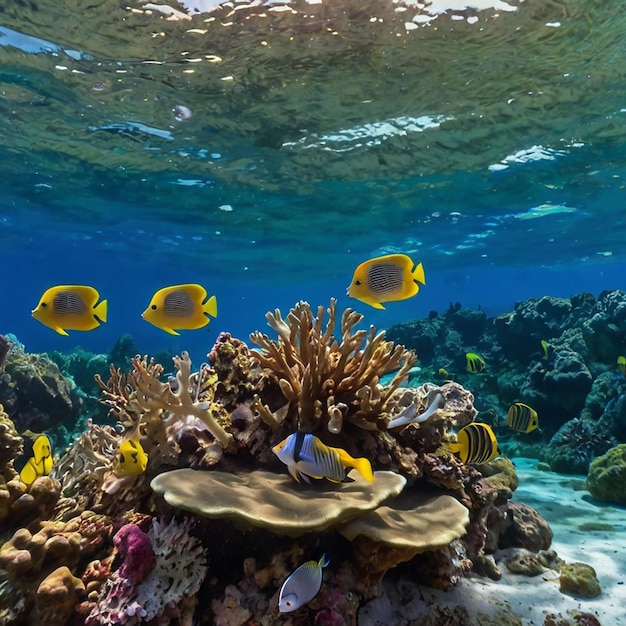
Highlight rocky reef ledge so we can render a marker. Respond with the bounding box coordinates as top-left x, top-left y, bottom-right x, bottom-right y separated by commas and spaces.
0, 295, 619, 625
